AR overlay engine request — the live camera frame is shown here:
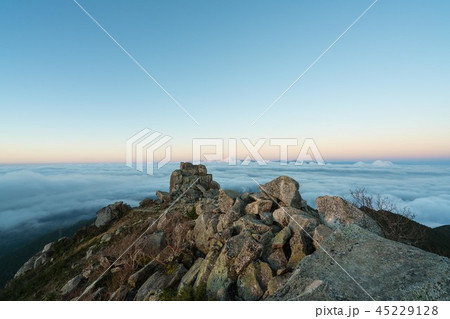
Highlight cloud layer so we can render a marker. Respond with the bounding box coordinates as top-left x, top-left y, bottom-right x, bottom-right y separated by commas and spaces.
1, 161, 449, 249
